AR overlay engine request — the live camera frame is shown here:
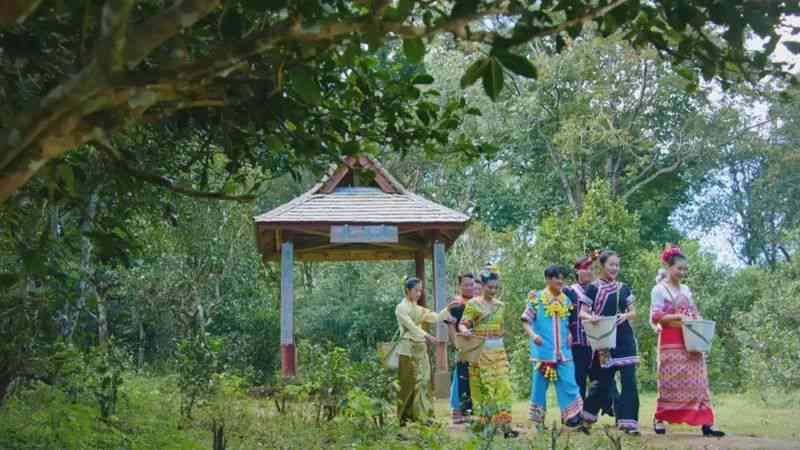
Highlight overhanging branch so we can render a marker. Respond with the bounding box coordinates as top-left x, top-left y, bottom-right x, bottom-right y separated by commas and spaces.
0, 0, 632, 205
95, 139, 256, 203
621, 156, 683, 202
123, 0, 222, 67
176, 0, 629, 83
